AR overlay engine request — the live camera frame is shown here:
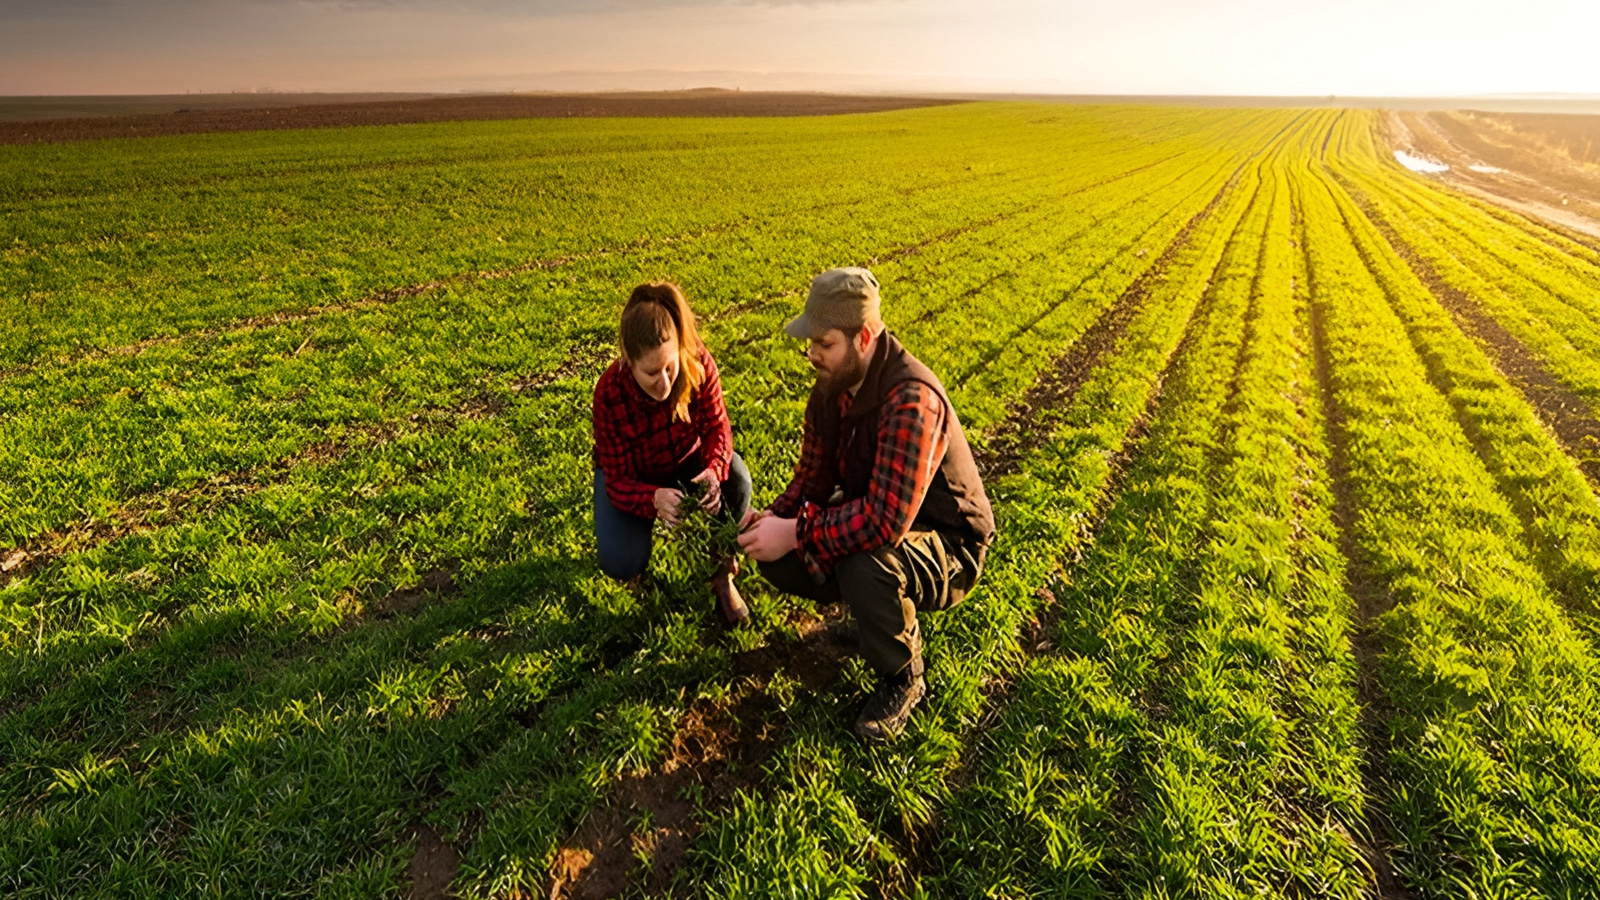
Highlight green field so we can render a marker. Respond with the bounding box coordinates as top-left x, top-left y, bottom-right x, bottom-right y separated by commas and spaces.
4, 103, 1600, 898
